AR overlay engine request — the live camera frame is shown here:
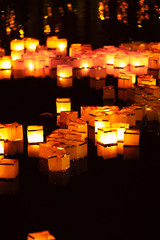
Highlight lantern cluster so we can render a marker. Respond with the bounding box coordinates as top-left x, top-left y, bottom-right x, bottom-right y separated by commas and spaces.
81, 105, 141, 159
0, 122, 22, 179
